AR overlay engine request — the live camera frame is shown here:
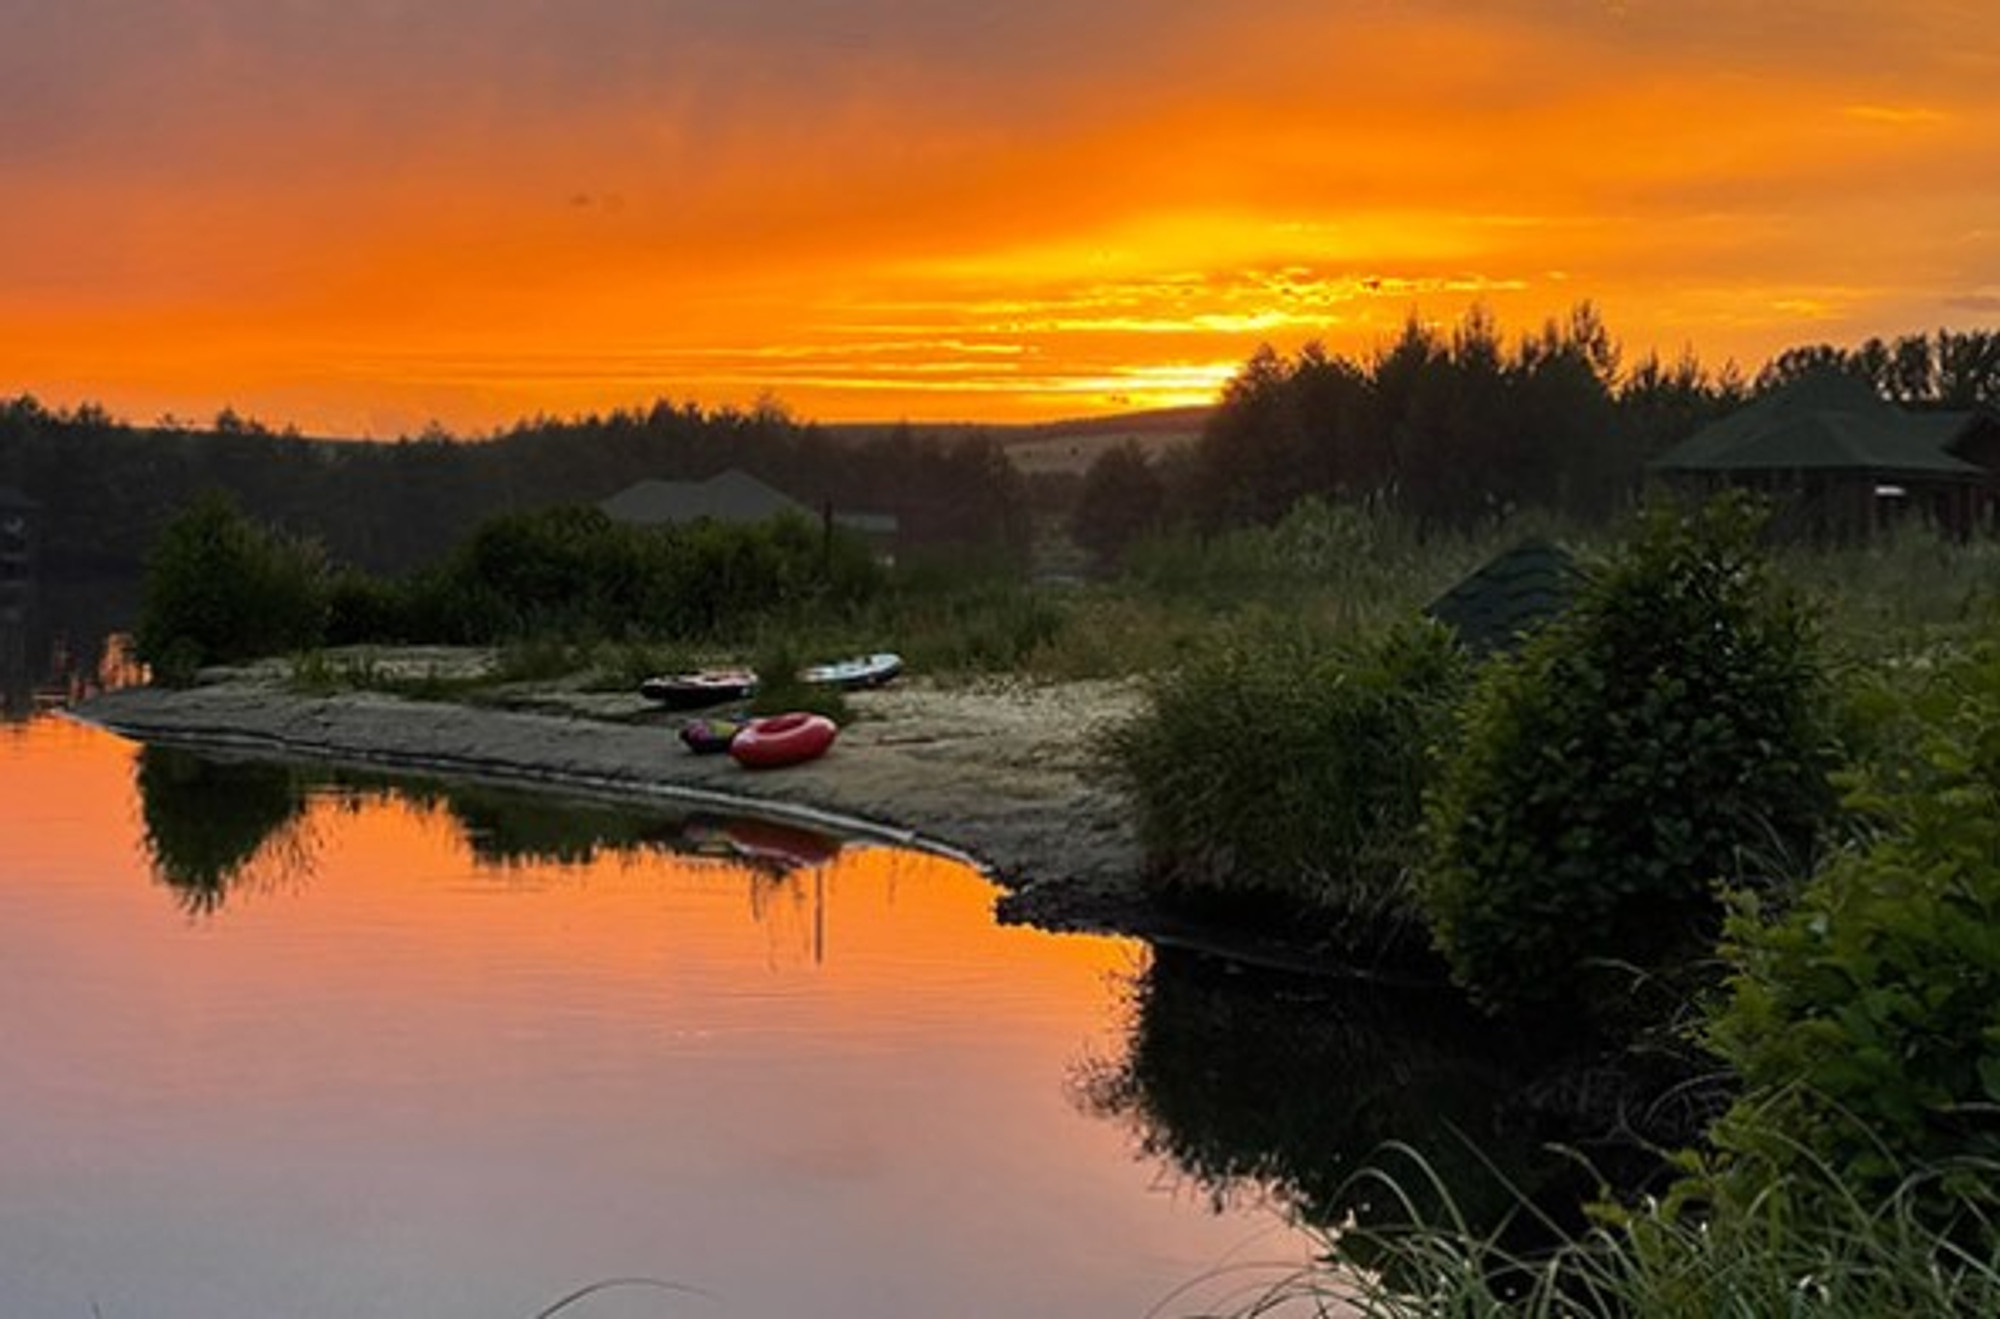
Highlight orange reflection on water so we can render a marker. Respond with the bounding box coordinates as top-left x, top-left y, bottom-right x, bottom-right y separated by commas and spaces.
289, 777, 1139, 1015
0, 715, 152, 874
4, 719, 1136, 1006
2, 721, 1320, 1318
46, 737, 1143, 1118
